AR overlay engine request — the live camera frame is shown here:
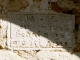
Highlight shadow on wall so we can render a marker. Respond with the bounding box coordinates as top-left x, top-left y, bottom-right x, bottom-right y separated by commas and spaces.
2, 12, 80, 58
